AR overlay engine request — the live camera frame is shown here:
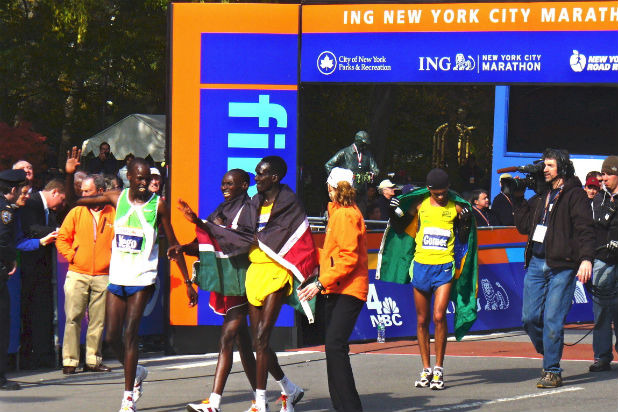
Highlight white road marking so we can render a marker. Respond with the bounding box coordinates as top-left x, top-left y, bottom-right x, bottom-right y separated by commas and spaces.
414, 386, 584, 411
163, 351, 319, 370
